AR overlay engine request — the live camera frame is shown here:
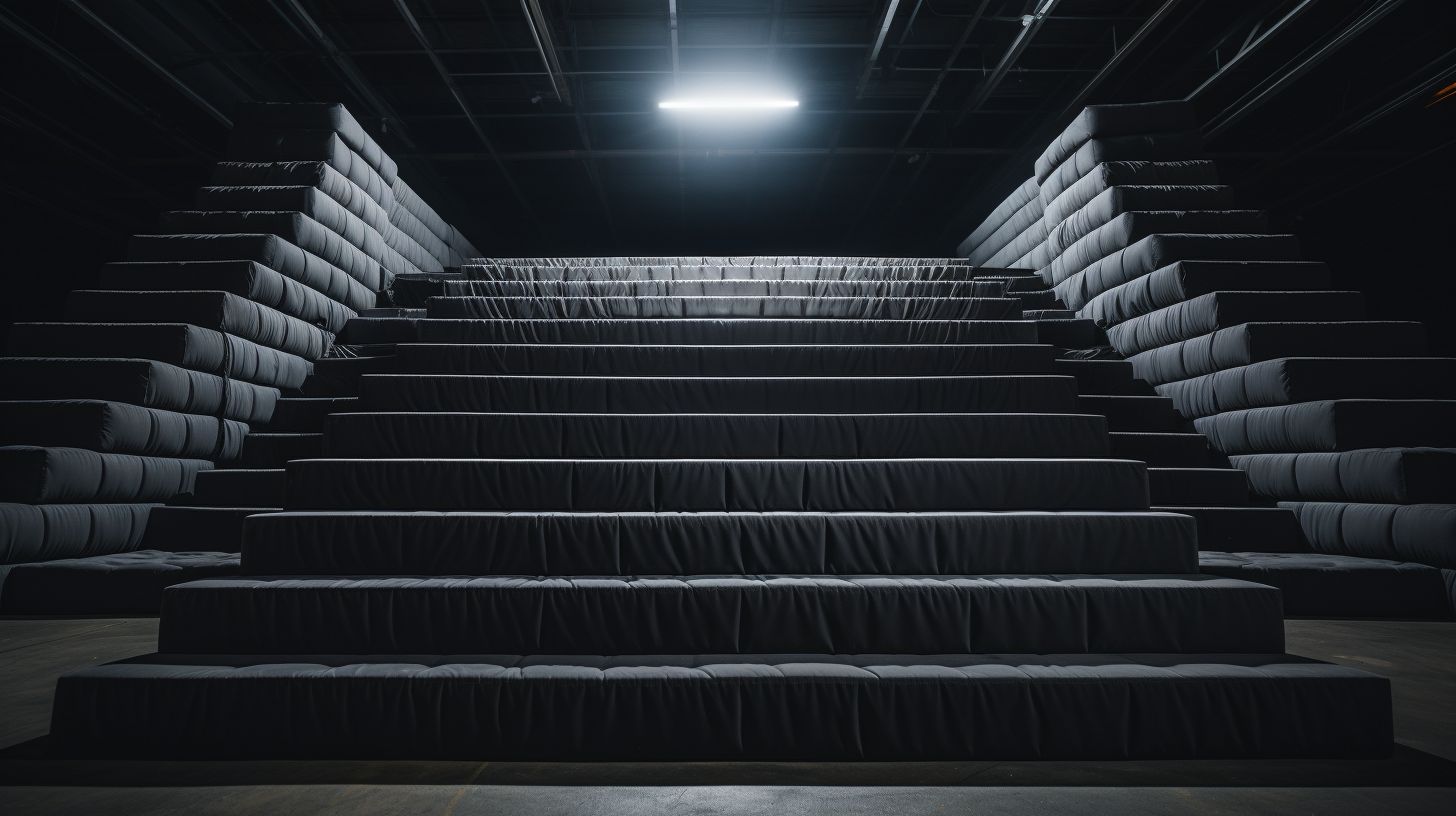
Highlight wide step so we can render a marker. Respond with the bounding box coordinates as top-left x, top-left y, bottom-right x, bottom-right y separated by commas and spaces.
415, 318, 1039, 345
426, 295, 1023, 320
